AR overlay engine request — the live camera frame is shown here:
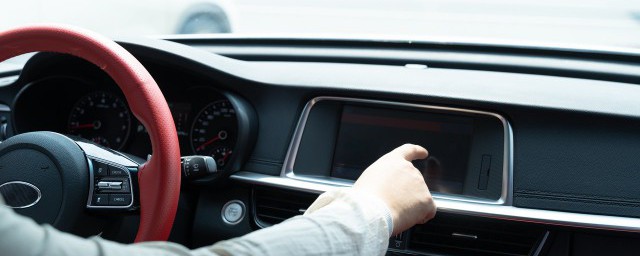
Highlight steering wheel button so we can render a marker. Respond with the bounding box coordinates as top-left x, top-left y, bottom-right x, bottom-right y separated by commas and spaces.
120, 179, 130, 192
93, 194, 109, 206
109, 182, 122, 190
92, 161, 109, 176
109, 168, 127, 176
97, 181, 110, 189
110, 194, 131, 206
96, 181, 124, 190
